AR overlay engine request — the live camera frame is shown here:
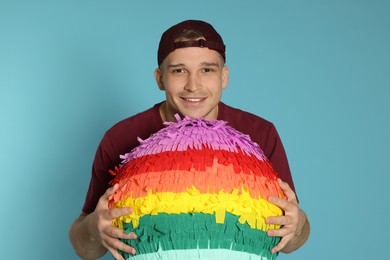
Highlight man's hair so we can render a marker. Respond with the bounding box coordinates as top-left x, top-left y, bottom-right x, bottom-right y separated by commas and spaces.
174, 29, 204, 42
